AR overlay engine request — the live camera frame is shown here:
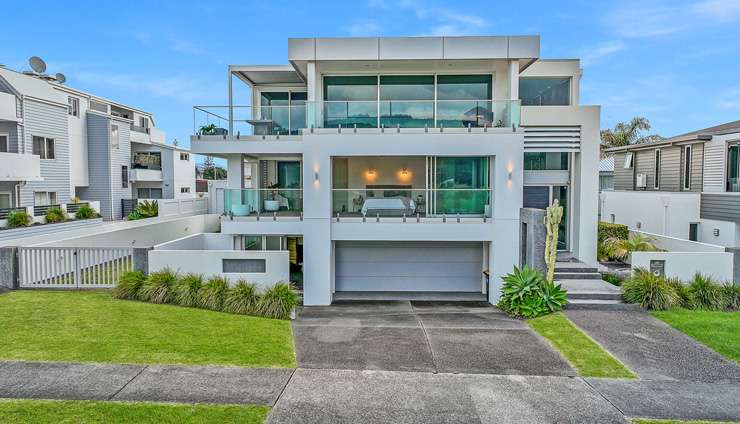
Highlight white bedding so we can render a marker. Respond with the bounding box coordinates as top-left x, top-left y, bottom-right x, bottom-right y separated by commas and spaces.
361, 197, 416, 215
